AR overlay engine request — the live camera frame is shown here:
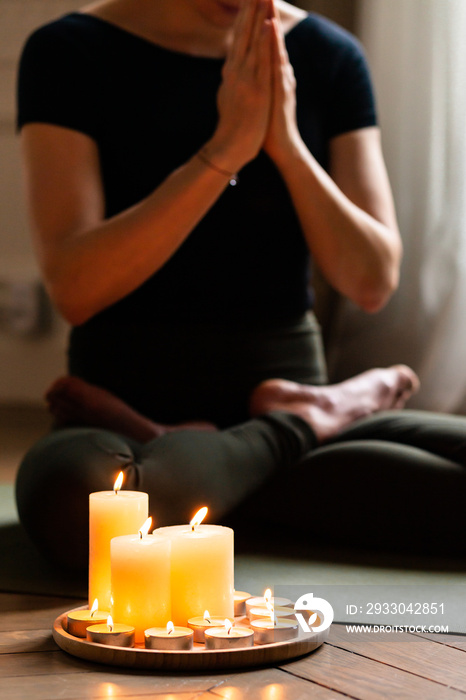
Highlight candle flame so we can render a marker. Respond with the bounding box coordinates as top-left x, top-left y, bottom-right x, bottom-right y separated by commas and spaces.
90, 599, 99, 617
166, 621, 175, 635
203, 610, 211, 623
190, 506, 208, 530
264, 588, 272, 603
266, 600, 275, 621
107, 615, 114, 632
224, 619, 233, 634
113, 471, 124, 494
139, 516, 153, 538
